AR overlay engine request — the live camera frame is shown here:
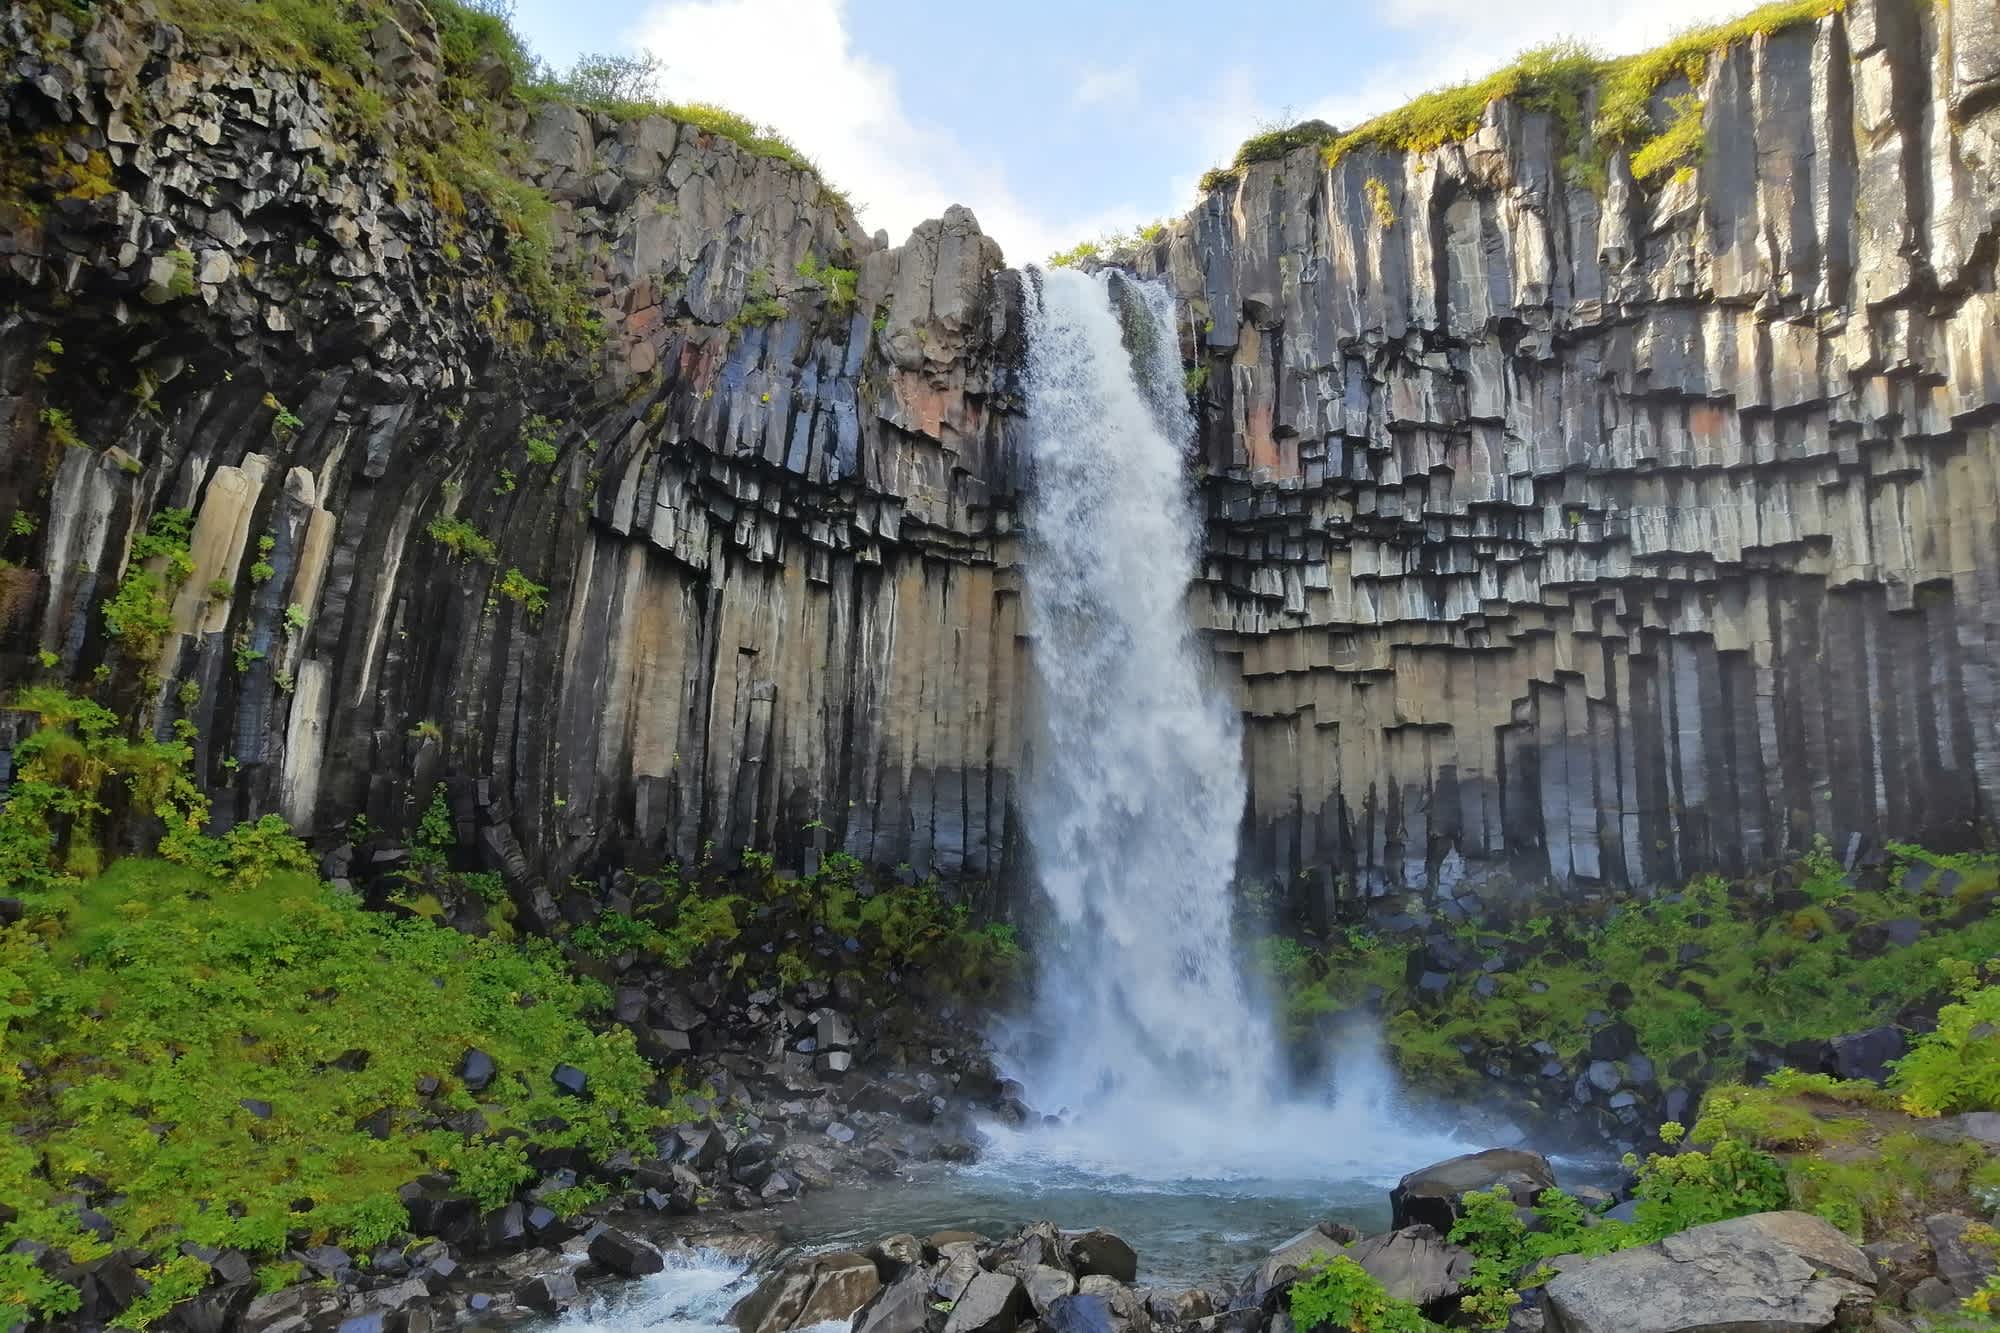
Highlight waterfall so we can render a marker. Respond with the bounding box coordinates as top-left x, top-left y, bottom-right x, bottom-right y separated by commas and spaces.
1013, 265, 1279, 1116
